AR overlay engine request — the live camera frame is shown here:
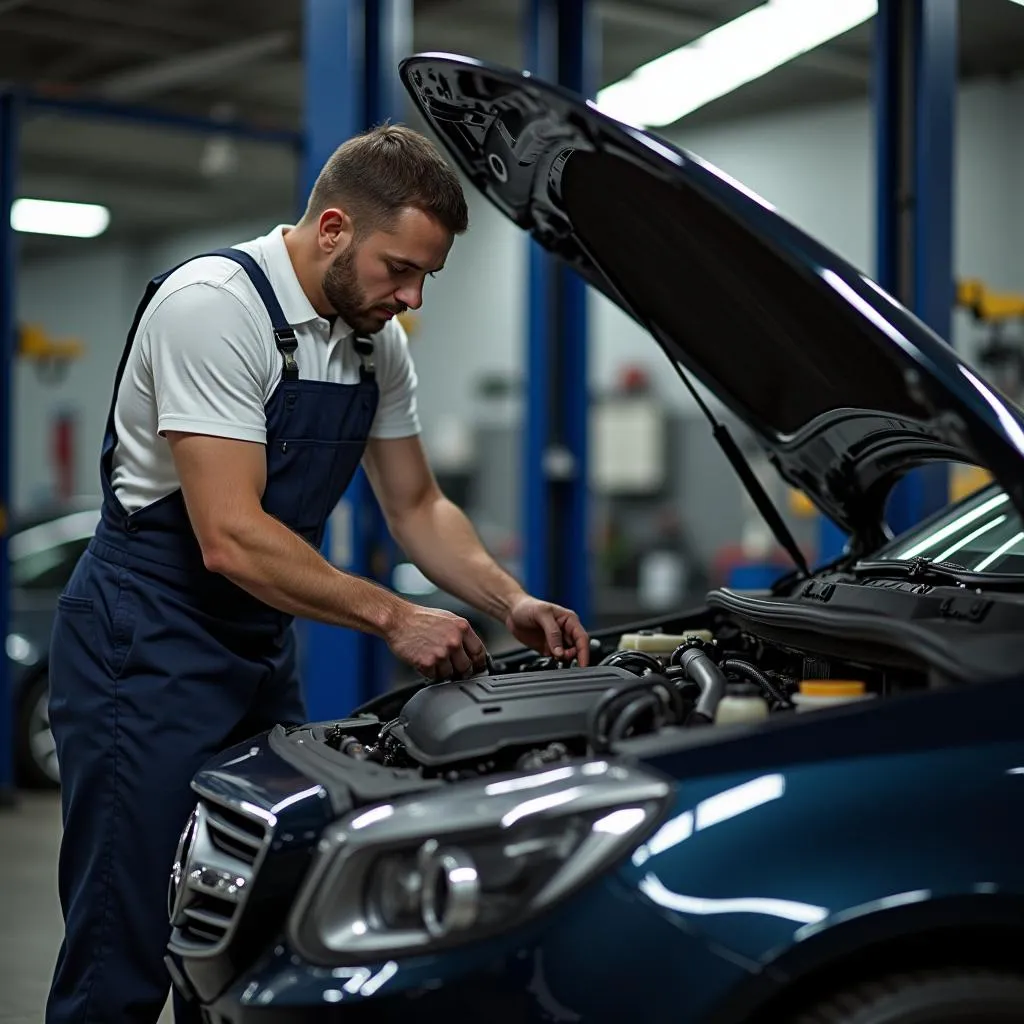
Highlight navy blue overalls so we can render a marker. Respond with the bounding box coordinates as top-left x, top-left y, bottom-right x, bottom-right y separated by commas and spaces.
45, 249, 379, 1023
